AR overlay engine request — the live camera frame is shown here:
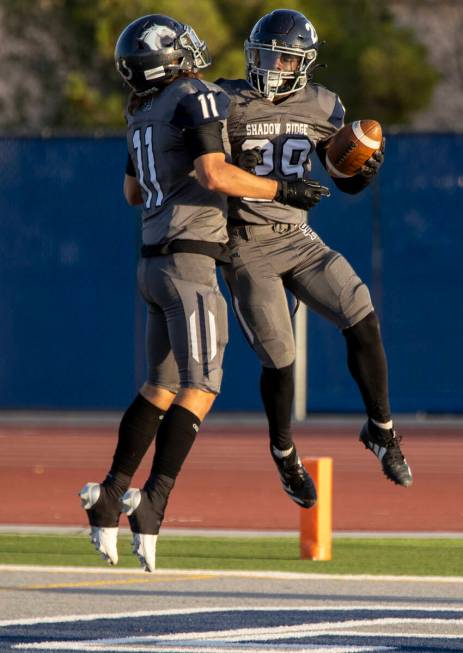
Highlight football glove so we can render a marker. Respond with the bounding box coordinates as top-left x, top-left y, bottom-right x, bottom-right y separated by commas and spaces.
235, 147, 263, 173
359, 137, 386, 179
236, 148, 330, 210
275, 179, 330, 210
